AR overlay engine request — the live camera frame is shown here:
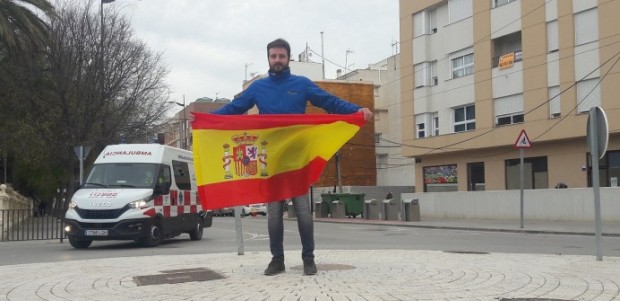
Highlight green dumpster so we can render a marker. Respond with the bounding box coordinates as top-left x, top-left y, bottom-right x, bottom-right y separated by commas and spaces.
320, 193, 365, 218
